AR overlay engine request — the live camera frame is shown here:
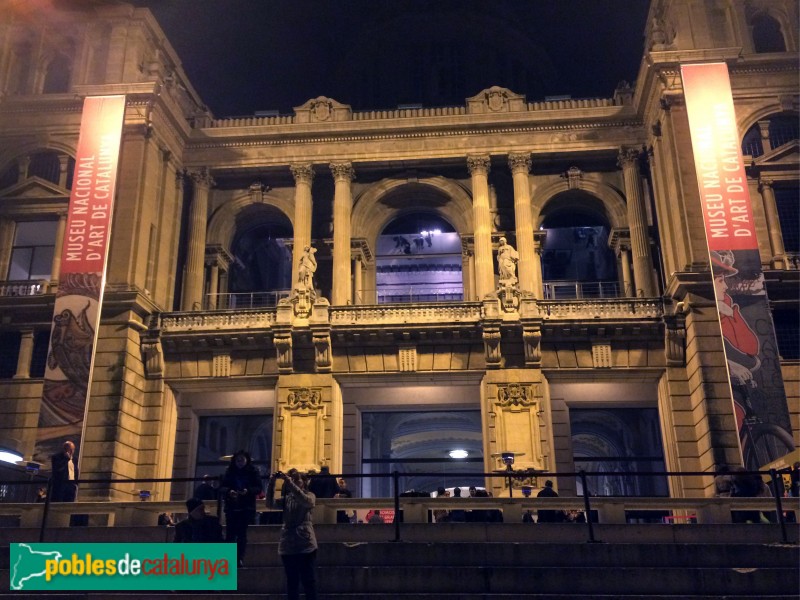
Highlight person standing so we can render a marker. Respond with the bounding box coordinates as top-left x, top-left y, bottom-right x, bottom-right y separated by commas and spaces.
267, 469, 318, 600
308, 465, 339, 499
536, 480, 562, 523
50, 440, 78, 502
221, 450, 262, 566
